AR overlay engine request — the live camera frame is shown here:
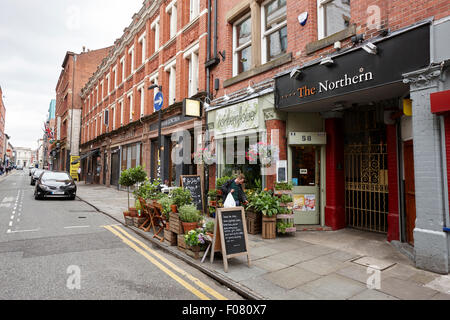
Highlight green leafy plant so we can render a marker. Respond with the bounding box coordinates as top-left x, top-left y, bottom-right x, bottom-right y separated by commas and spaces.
171, 187, 193, 208
216, 175, 233, 190
208, 206, 216, 216
246, 190, 280, 217
184, 228, 207, 248
280, 194, 293, 204
254, 178, 262, 192
129, 166, 147, 185
208, 189, 218, 201
157, 195, 173, 221
119, 168, 145, 209
274, 182, 293, 191
205, 220, 214, 234
277, 221, 294, 234
134, 178, 162, 200
178, 204, 201, 223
